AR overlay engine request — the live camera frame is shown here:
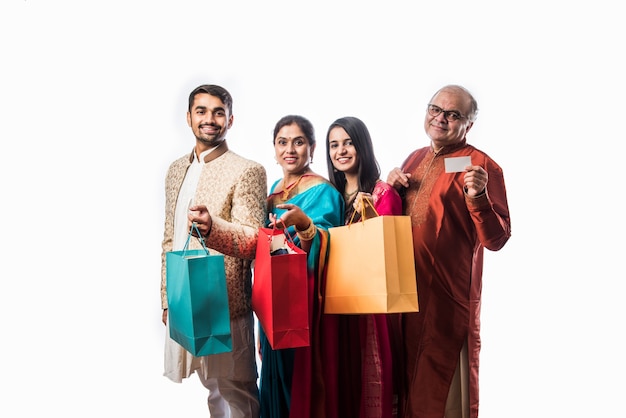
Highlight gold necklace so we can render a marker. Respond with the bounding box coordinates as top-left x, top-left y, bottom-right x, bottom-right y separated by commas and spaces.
343, 188, 358, 200
281, 174, 307, 200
